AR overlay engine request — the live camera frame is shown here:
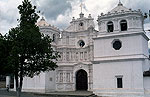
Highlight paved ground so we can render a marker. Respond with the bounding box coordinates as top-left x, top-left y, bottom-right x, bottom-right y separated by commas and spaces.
0, 89, 36, 97
0, 89, 95, 97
